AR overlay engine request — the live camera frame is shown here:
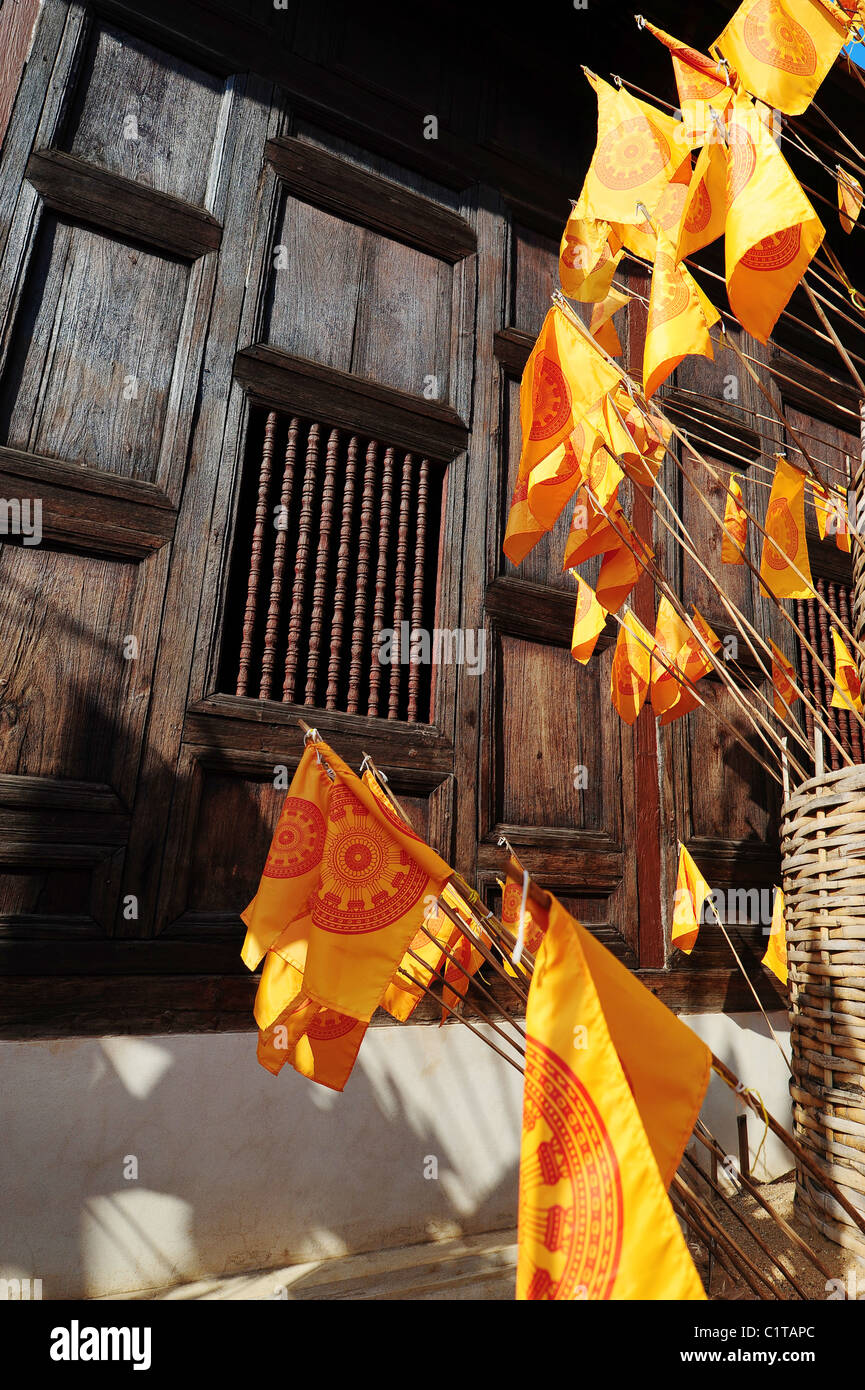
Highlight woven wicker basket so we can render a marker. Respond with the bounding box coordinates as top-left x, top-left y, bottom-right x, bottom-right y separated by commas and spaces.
782, 762, 865, 1263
